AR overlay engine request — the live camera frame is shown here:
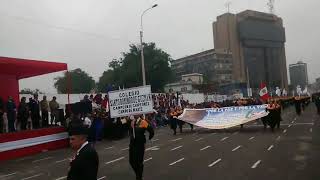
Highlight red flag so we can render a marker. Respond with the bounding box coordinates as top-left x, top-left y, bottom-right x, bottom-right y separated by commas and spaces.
259, 82, 270, 101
